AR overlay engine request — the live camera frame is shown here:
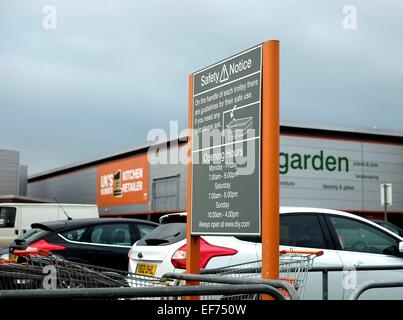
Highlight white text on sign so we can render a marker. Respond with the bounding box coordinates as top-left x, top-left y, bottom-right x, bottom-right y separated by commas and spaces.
200, 59, 252, 87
